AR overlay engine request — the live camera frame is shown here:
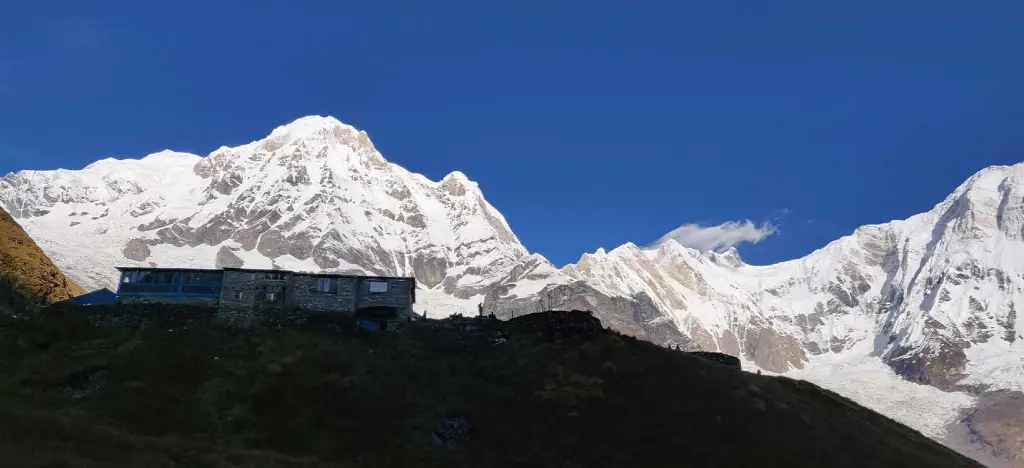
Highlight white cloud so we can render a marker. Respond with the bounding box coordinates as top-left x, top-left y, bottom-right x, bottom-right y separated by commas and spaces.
657, 220, 777, 252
